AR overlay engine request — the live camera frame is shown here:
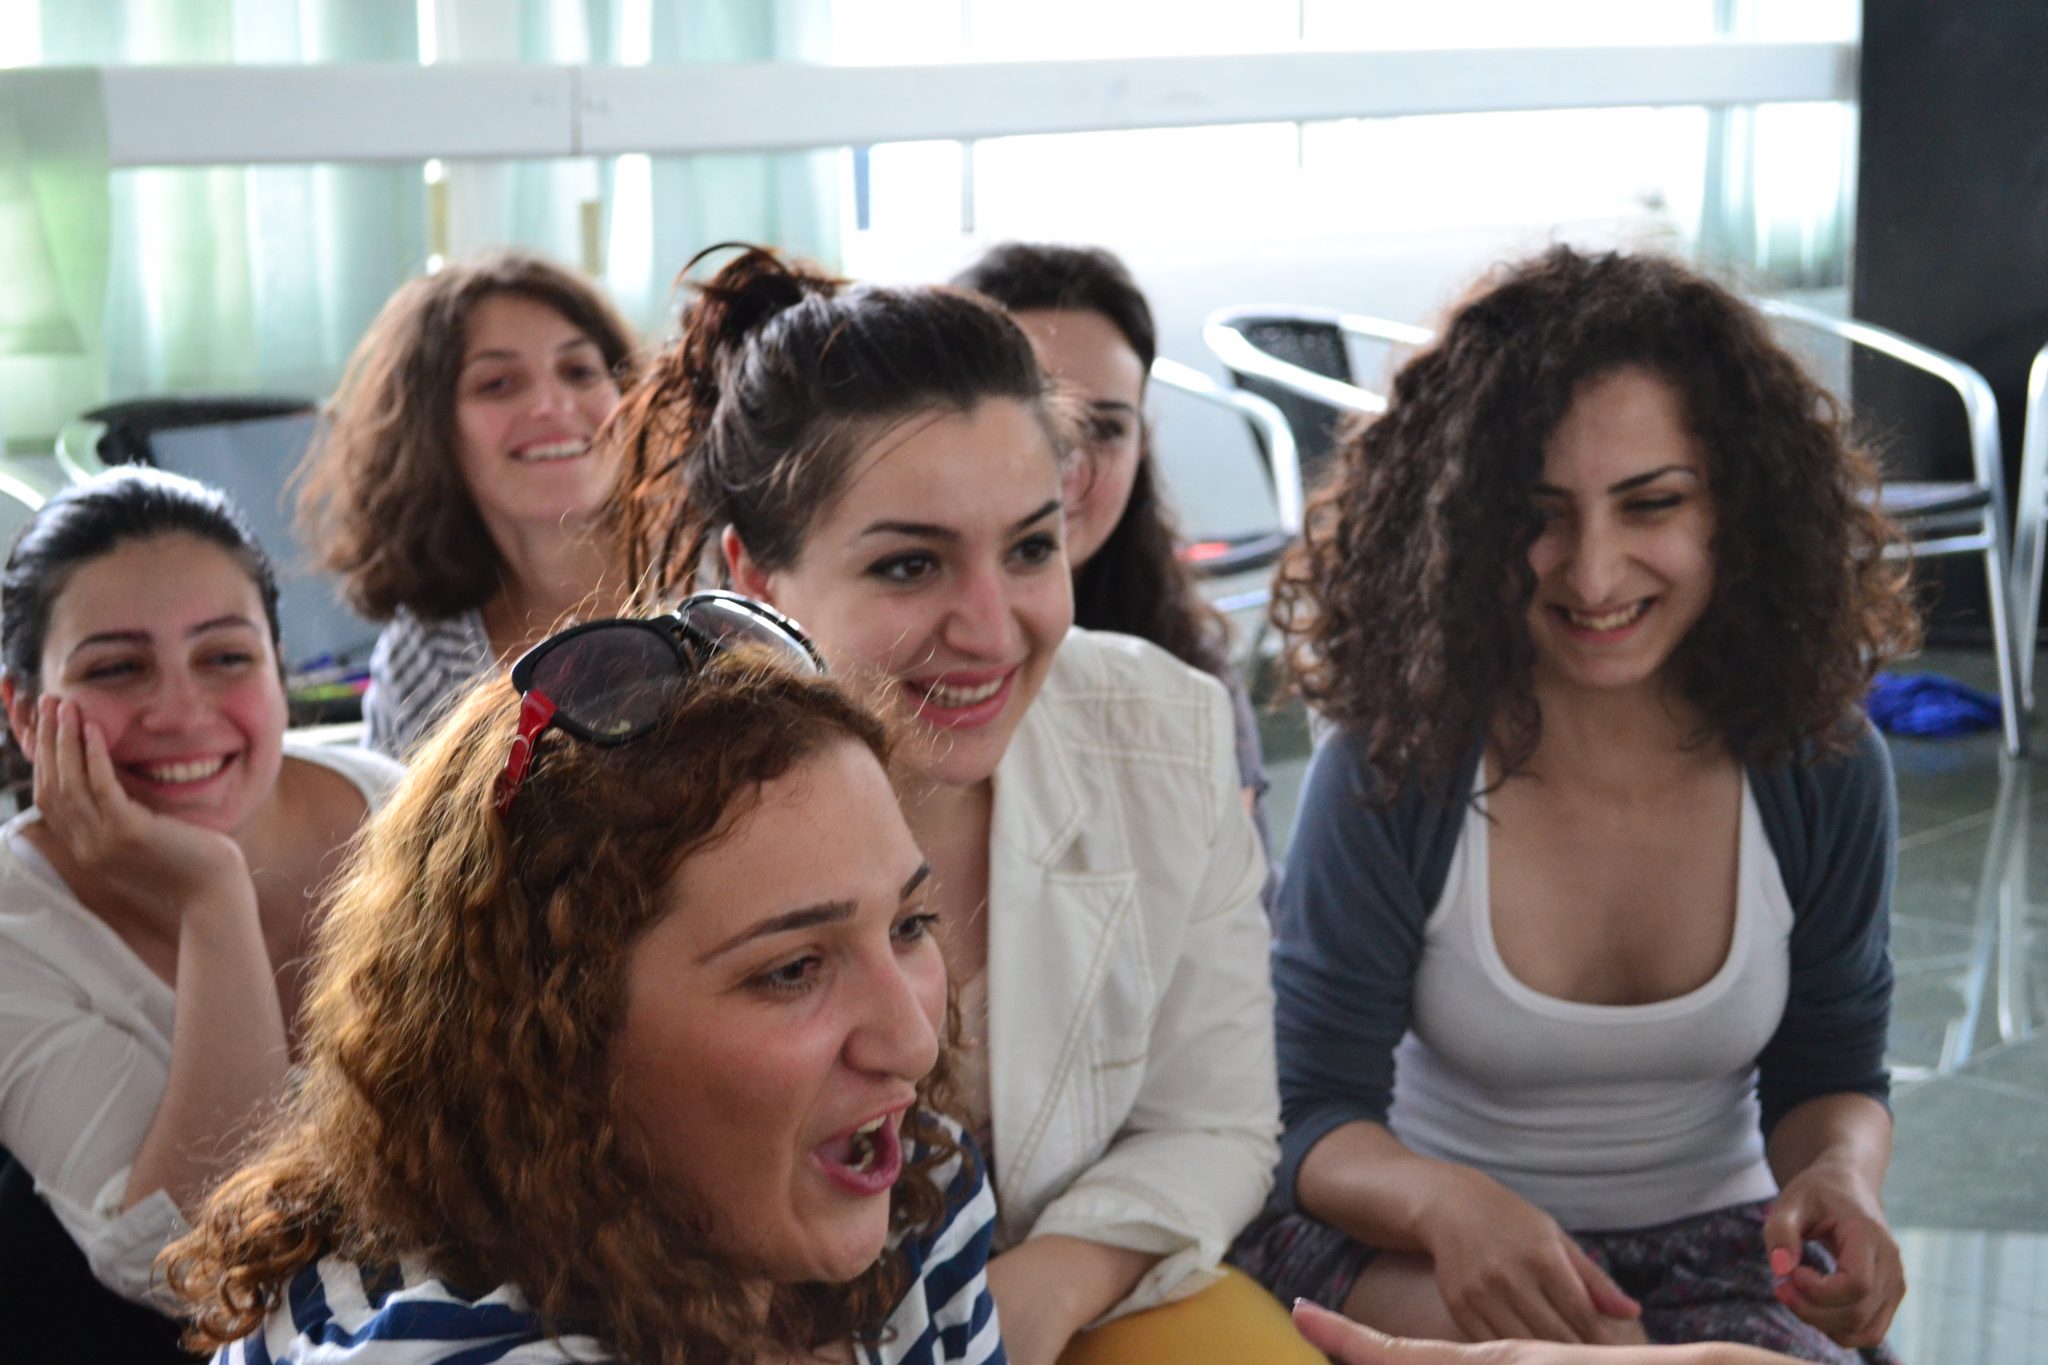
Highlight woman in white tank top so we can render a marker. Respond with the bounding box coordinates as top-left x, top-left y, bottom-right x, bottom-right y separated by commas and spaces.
1242, 248, 1919, 1362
